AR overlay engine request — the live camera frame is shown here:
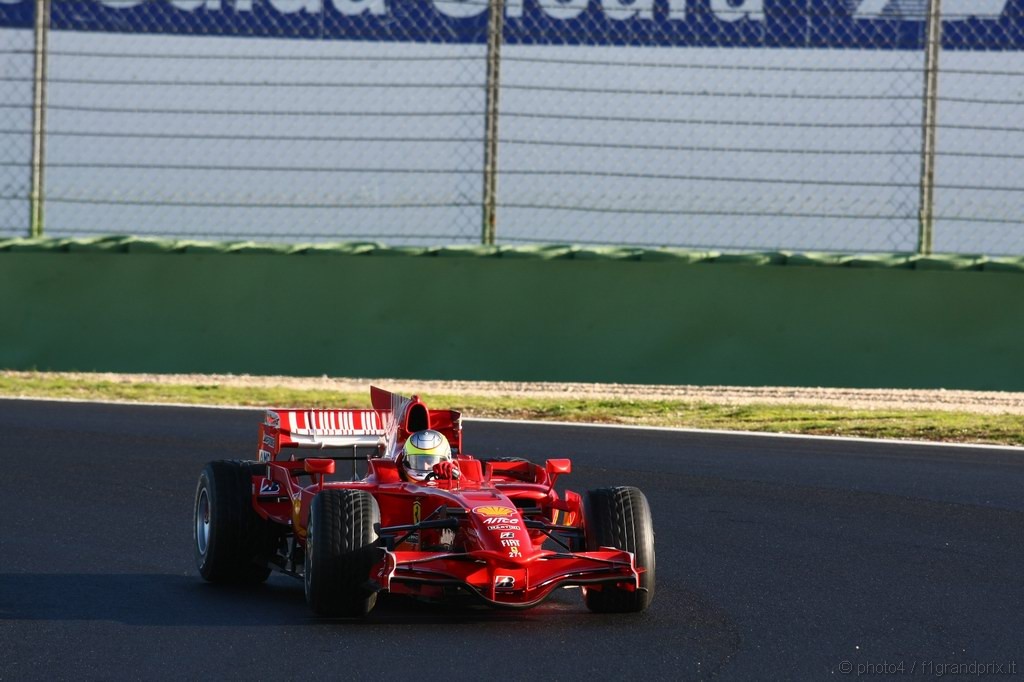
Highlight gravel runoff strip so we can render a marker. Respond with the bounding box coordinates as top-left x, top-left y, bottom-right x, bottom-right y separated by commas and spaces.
4, 371, 1024, 416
